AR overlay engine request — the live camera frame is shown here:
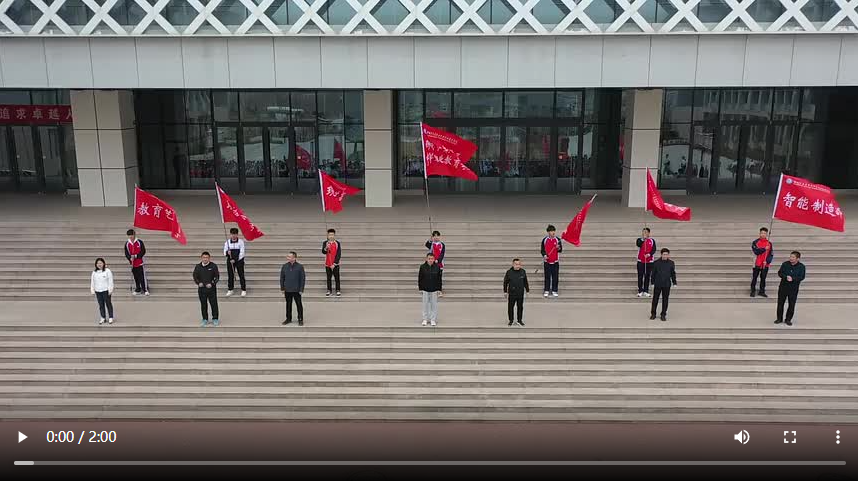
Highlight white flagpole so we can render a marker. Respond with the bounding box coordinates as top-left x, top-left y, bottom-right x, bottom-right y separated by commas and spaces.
769, 173, 784, 237
420, 122, 434, 234
318, 170, 329, 231
215, 183, 228, 240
